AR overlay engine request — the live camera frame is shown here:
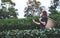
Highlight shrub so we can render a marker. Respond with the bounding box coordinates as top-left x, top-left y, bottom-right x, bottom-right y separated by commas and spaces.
0, 29, 60, 38
0, 16, 40, 31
